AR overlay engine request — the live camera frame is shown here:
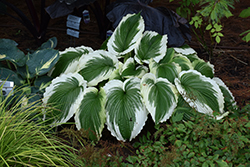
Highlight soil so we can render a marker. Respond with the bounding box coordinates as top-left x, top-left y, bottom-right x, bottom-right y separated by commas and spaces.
1, 0, 250, 154
0, 0, 250, 163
